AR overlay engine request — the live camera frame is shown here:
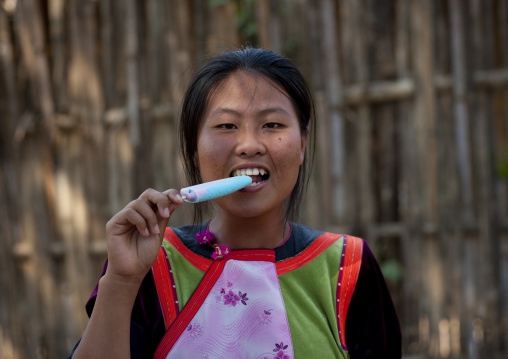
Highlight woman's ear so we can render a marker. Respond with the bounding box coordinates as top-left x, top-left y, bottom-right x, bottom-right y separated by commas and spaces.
193, 153, 199, 168
299, 126, 310, 165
